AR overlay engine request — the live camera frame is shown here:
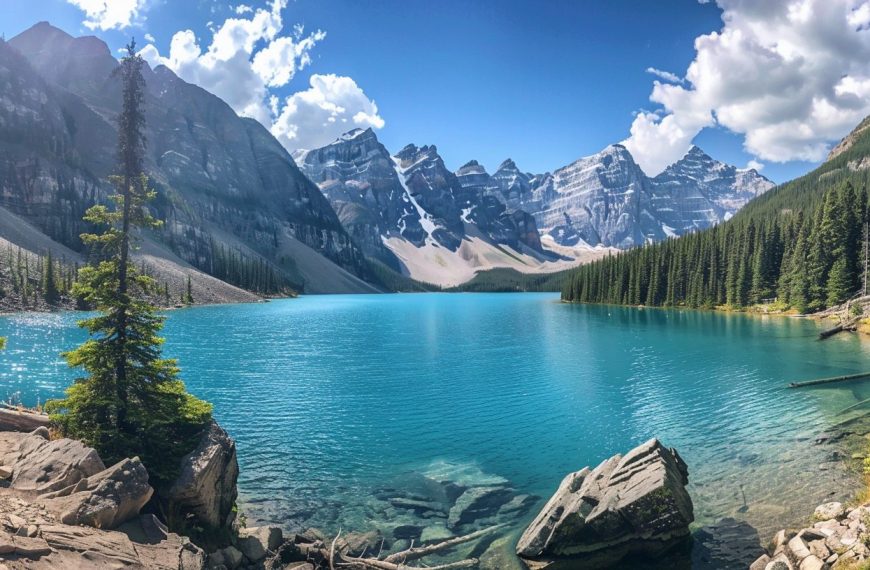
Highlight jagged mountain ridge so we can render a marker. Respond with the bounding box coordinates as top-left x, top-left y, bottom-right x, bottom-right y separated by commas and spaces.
296, 128, 565, 285
0, 21, 776, 292
469, 145, 774, 249
0, 22, 378, 294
